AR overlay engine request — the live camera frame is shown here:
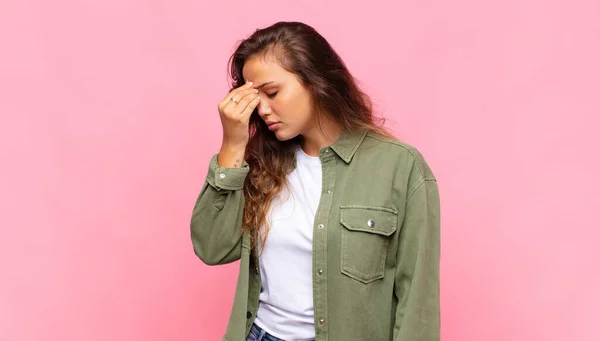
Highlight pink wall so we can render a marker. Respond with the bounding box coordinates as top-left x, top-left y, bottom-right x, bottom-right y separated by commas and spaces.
1, 0, 598, 340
